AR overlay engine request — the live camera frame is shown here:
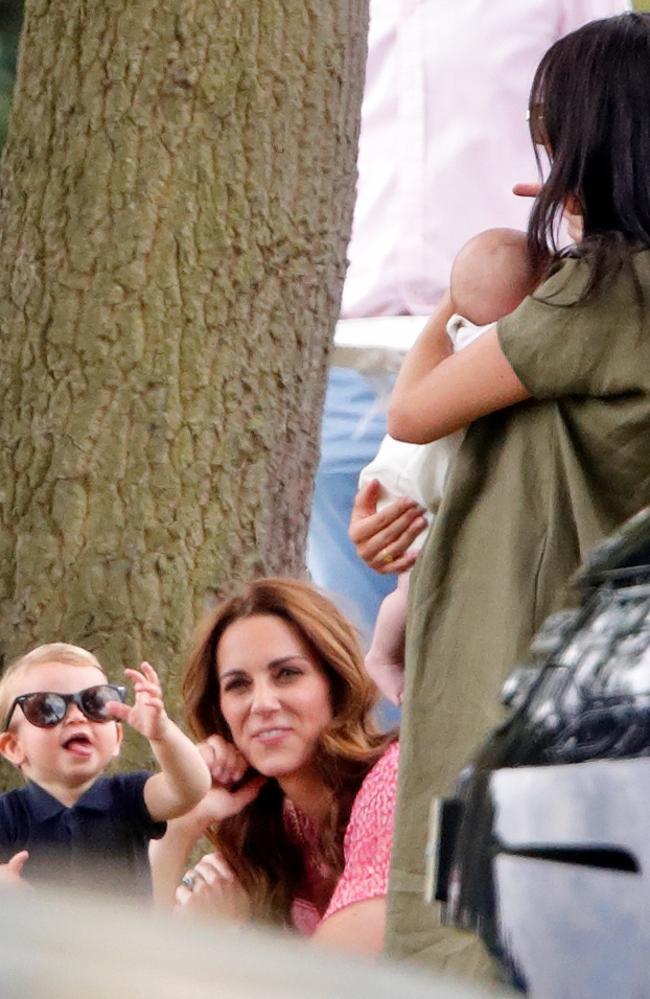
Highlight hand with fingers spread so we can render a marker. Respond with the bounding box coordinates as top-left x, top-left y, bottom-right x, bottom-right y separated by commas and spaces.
0, 850, 30, 889
175, 851, 251, 923
108, 662, 169, 742
349, 479, 427, 575
106, 661, 211, 824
